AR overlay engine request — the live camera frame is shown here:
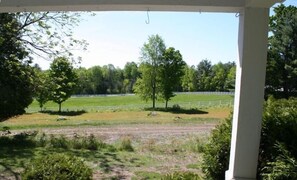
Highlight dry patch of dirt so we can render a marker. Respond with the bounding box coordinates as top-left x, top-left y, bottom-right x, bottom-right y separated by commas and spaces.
29, 123, 216, 143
